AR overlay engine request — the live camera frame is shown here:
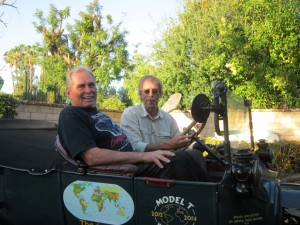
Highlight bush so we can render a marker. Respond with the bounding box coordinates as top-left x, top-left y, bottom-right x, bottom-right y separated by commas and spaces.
269, 140, 300, 176
204, 137, 300, 177
0, 93, 17, 118
99, 96, 126, 111
203, 137, 223, 146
